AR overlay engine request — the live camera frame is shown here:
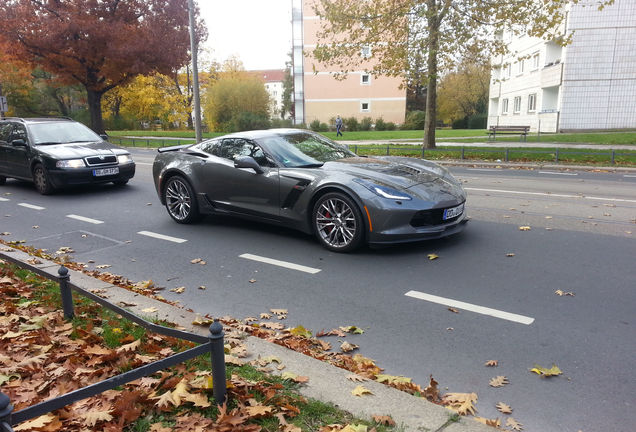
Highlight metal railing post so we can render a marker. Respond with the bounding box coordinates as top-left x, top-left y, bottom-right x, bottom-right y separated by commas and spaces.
386, 145, 390, 156
208, 320, 226, 405
611, 150, 615, 164
505, 148, 509, 162
0, 392, 14, 432
555, 148, 560, 163
58, 266, 74, 320
461, 147, 465, 160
